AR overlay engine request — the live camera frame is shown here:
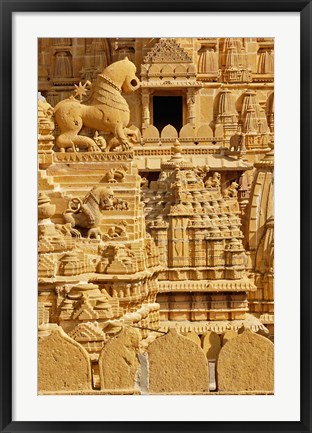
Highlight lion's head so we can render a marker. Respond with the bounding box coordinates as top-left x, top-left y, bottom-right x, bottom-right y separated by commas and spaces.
103, 57, 140, 94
